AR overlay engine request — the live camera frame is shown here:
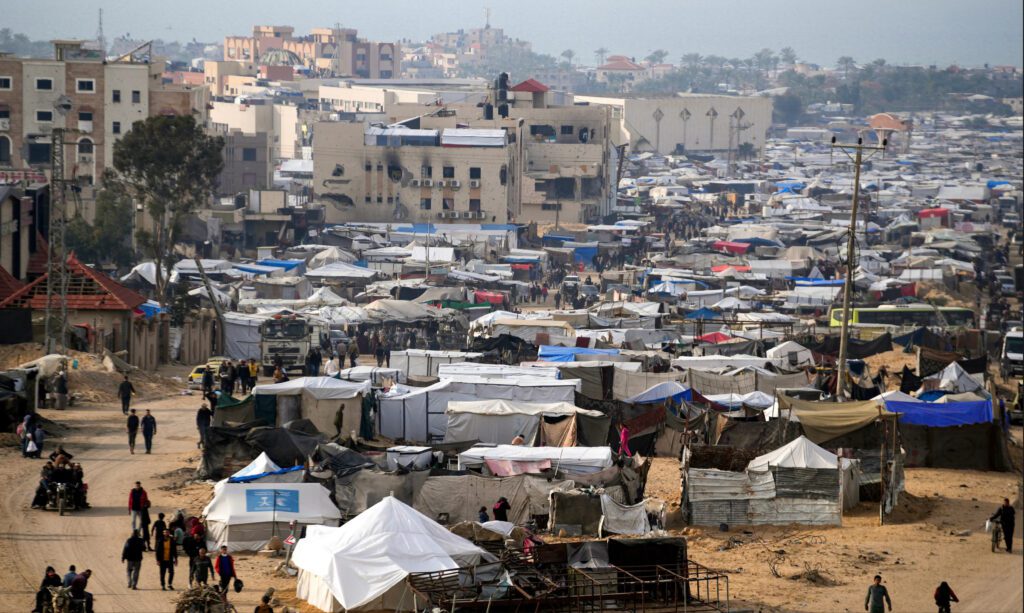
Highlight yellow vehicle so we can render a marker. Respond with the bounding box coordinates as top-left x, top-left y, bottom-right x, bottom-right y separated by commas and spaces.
187, 356, 231, 388
828, 305, 976, 329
